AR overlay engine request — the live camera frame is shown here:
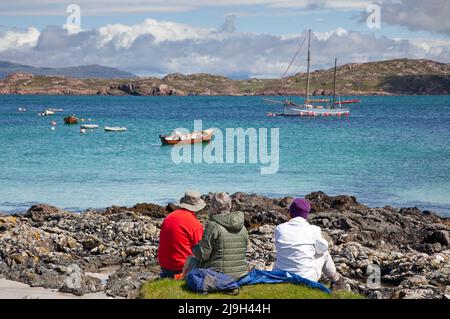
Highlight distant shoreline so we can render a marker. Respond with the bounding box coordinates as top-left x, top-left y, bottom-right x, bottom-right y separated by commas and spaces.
1, 93, 450, 97
1, 59, 449, 96
1, 192, 449, 218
